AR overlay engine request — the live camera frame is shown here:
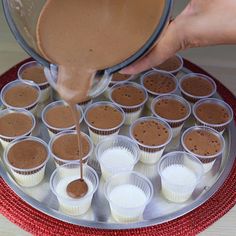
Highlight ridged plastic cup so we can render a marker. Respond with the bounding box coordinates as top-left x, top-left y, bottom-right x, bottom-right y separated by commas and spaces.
179, 73, 217, 103
96, 135, 140, 180
193, 98, 233, 133
109, 82, 148, 125
42, 100, 83, 138
49, 130, 93, 168
50, 162, 99, 216
0, 108, 35, 149
0, 80, 41, 116
152, 54, 184, 75
104, 171, 153, 223
4, 136, 49, 187
158, 151, 204, 203
151, 94, 191, 138
129, 116, 172, 164
84, 101, 125, 145
181, 126, 225, 173
18, 61, 51, 103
